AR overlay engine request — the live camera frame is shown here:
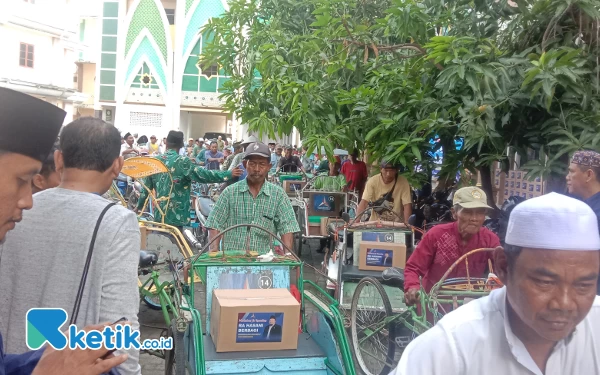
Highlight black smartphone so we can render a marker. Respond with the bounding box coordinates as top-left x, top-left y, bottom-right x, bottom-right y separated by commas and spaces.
110, 317, 127, 326
100, 317, 127, 359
